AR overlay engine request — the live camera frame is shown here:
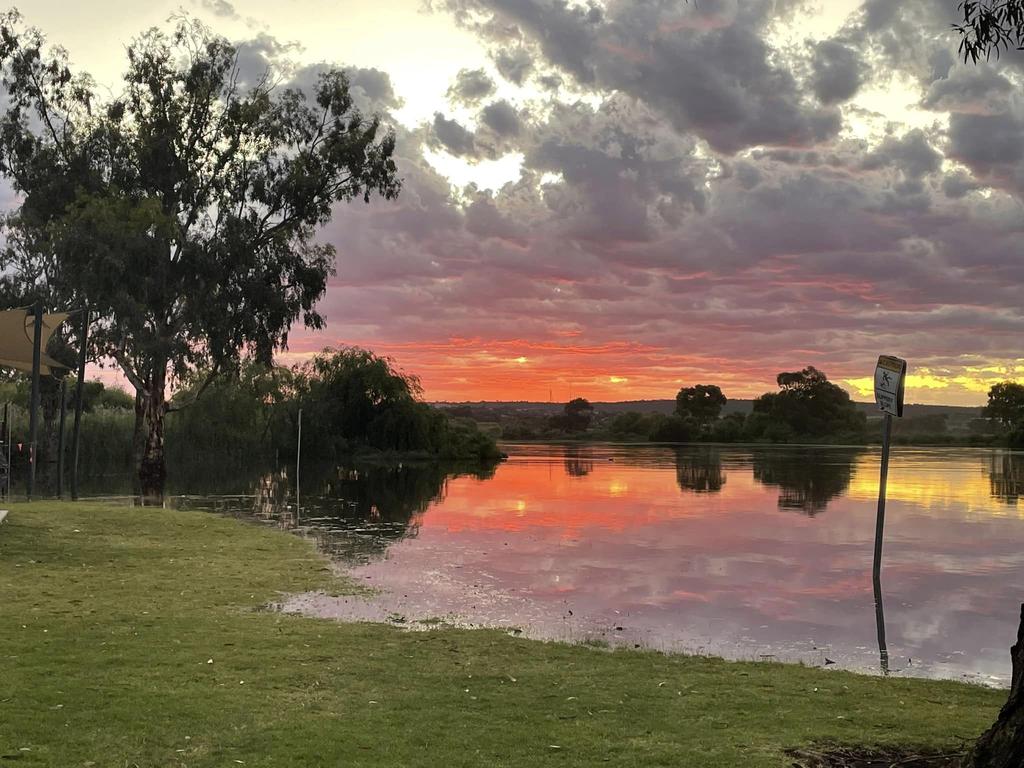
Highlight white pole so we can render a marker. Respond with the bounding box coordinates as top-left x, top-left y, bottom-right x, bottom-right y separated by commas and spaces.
296, 408, 302, 515
4, 402, 10, 500
873, 413, 893, 674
